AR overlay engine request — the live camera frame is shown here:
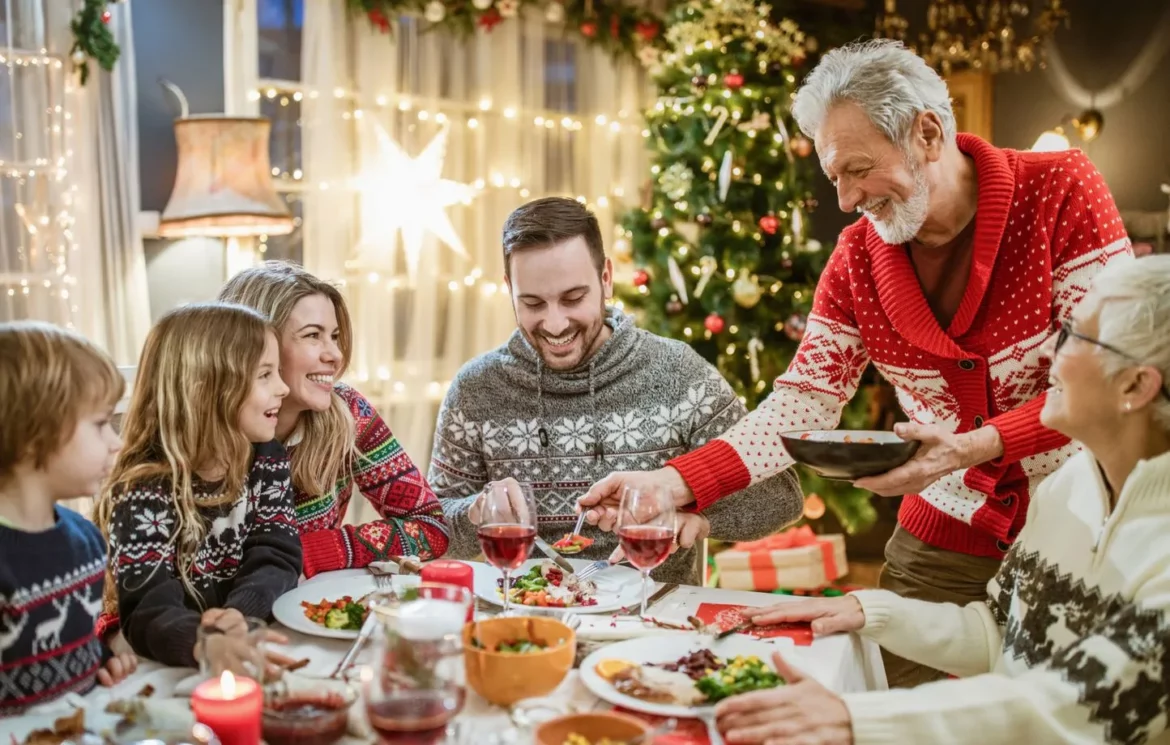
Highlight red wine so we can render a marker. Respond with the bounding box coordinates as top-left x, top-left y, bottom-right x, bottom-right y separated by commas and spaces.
367, 690, 464, 745
618, 525, 674, 570
477, 524, 536, 570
